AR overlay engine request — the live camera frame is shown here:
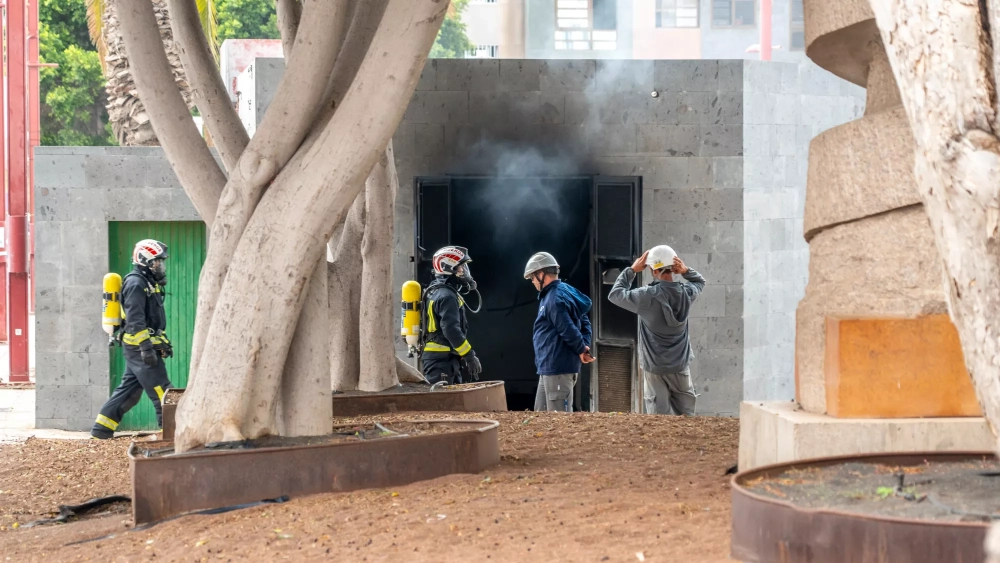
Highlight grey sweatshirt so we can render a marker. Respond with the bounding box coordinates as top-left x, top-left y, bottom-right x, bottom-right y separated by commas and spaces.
607, 267, 706, 375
